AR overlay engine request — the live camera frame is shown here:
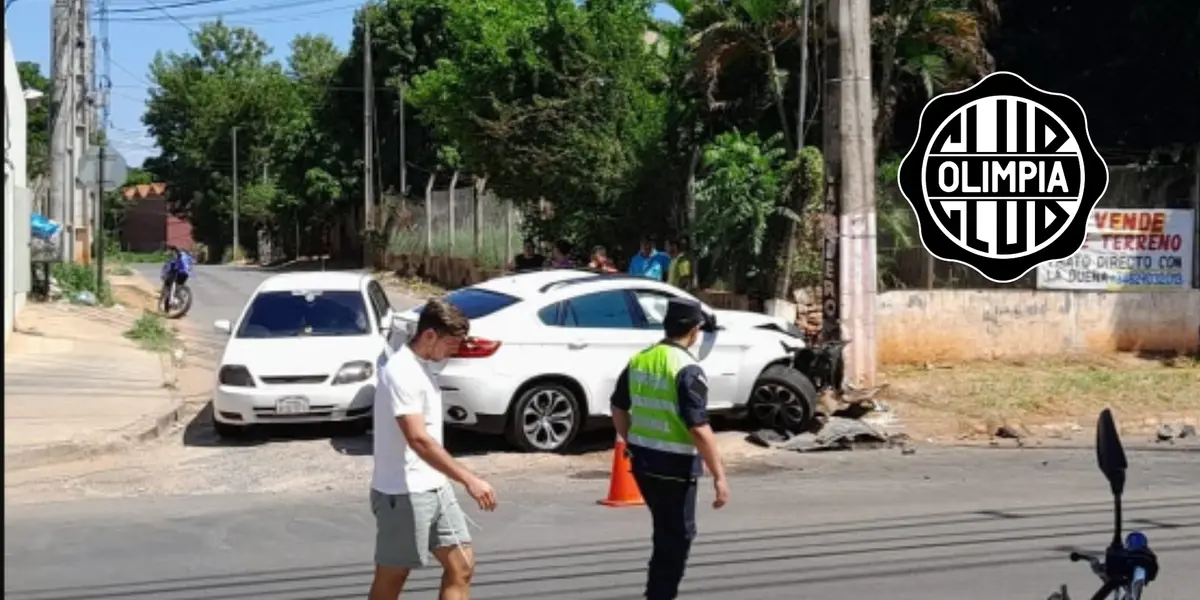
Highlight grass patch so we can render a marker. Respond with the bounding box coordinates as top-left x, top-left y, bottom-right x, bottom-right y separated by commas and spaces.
51, 262, 113, 306
883, 356, 1200, 426
107, 249, 171, 264
124, 312, 177, 352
